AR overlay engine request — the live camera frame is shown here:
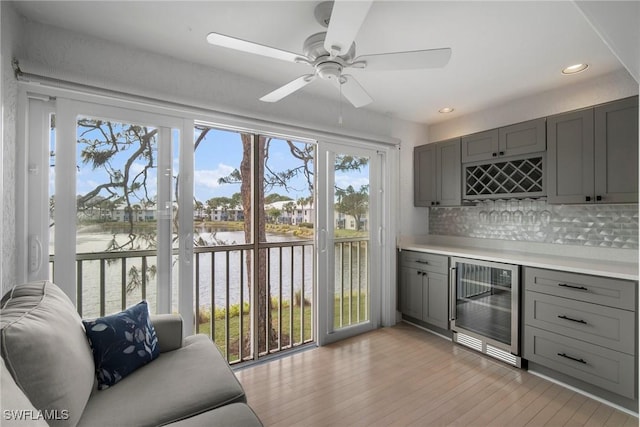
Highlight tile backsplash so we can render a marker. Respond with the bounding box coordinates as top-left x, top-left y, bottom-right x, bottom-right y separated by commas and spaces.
429, 199, 639, 249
